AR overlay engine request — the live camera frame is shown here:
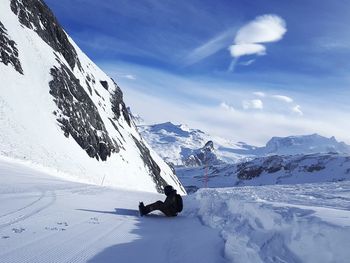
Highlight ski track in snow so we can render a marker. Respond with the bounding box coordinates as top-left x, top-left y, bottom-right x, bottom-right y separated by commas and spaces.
0, 190, 56, 230
0, 159, 226, 263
